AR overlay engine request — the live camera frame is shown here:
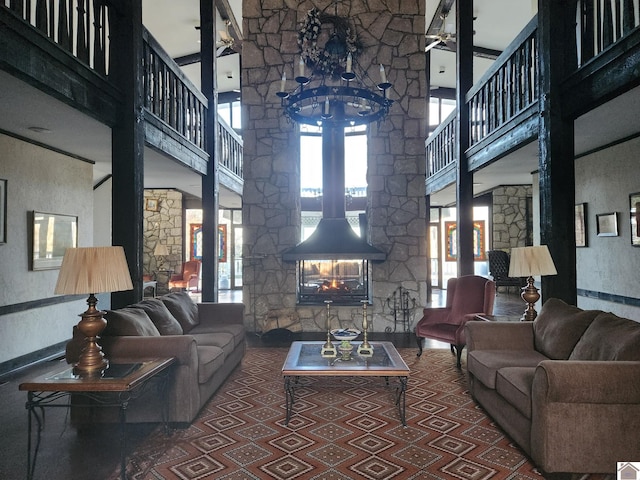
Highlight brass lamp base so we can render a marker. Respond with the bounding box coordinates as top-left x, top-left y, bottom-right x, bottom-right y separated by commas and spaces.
74, 294, 109, 377
520, 276, 540, 322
